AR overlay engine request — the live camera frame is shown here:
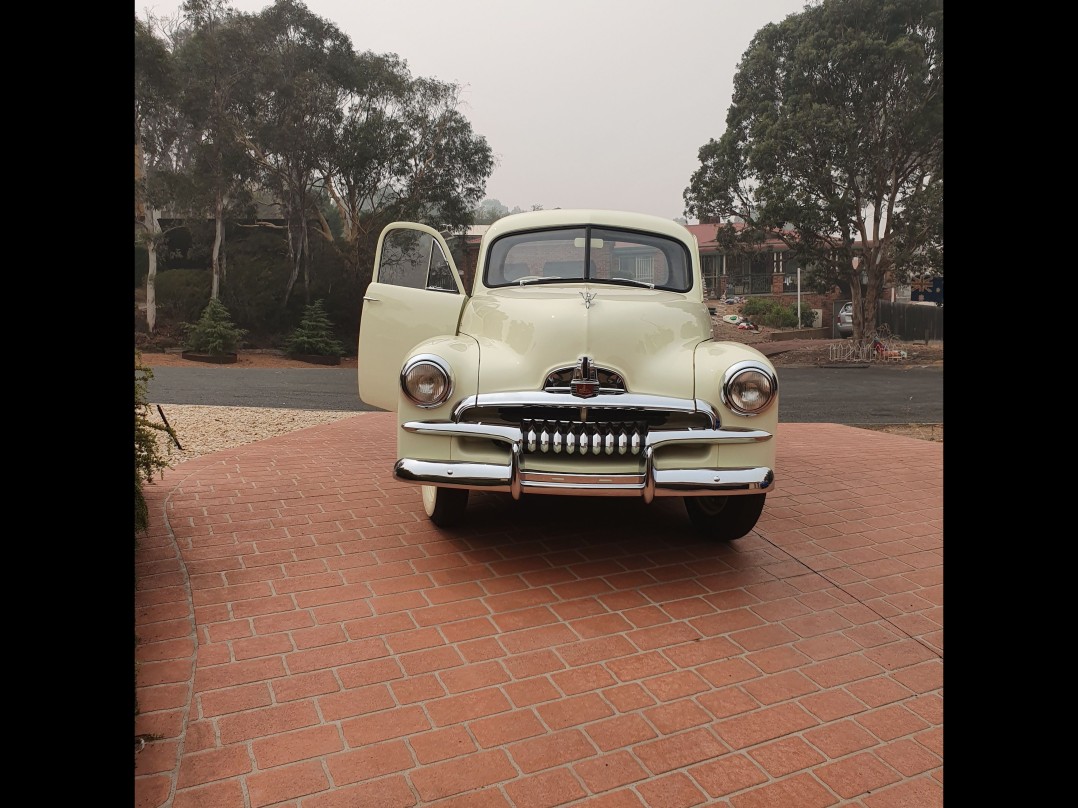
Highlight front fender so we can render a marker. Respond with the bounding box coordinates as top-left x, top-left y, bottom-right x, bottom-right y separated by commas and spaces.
694, 341, 779, 428
397, 335, 480, 460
